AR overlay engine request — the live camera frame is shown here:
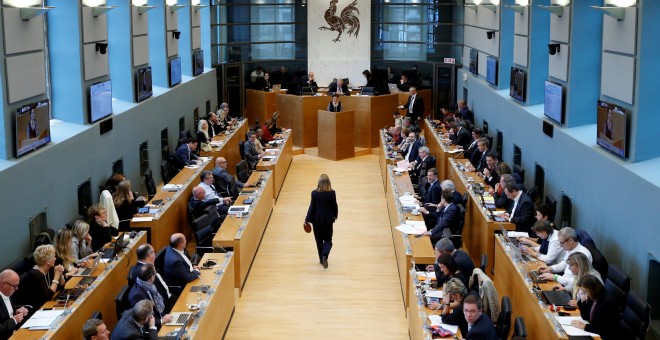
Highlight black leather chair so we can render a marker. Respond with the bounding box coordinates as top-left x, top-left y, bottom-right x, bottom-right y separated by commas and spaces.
168, 152, 184, 172
160, 159, 173, 184
462, 192, 469, 208
513, 316, 527, 339
496, 296, 512, 340
513, 164, 525, 183
127, 266, 137, 287
480, 253, 487, 272
114, 285, 131, 319
90, 311, 102, 320
191, 214, 215, 256
204, 204, 224, 232
619, 290, 650, 340
144, 169, 157, 201
584, 243, 608, 279
5, 253, 35, 277
236, 160, 249, 184
604, 264, 631, 315
544, 194, 557, 222
239, 140, 245, 160
154, 247, 167, 273
442, 204, 465, 249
